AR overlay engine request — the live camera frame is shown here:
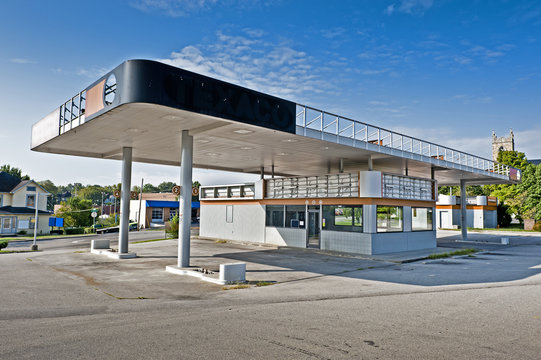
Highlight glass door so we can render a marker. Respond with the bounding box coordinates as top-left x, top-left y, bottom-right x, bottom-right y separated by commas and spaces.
307, 210, 320, 248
